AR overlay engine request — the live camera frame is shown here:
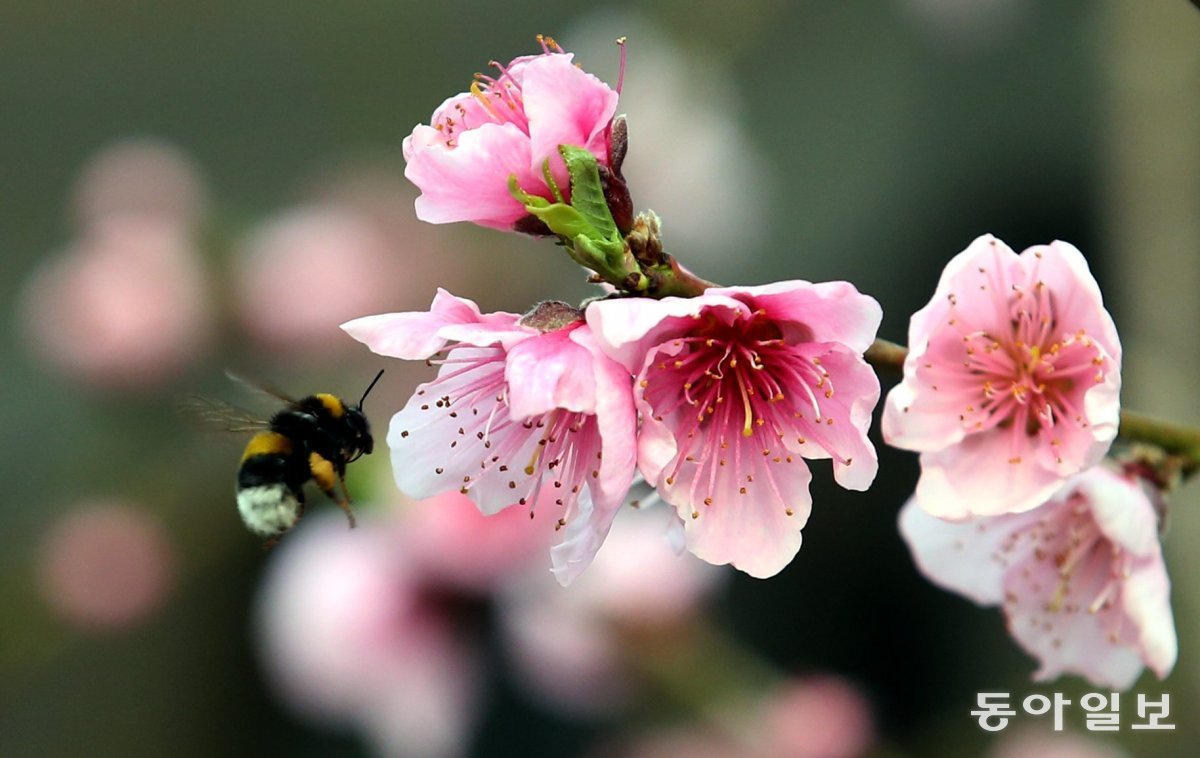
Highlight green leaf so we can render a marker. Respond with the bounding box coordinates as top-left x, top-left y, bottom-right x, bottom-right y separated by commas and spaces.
526, 203, 593, 242
559, 145, 618, 240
